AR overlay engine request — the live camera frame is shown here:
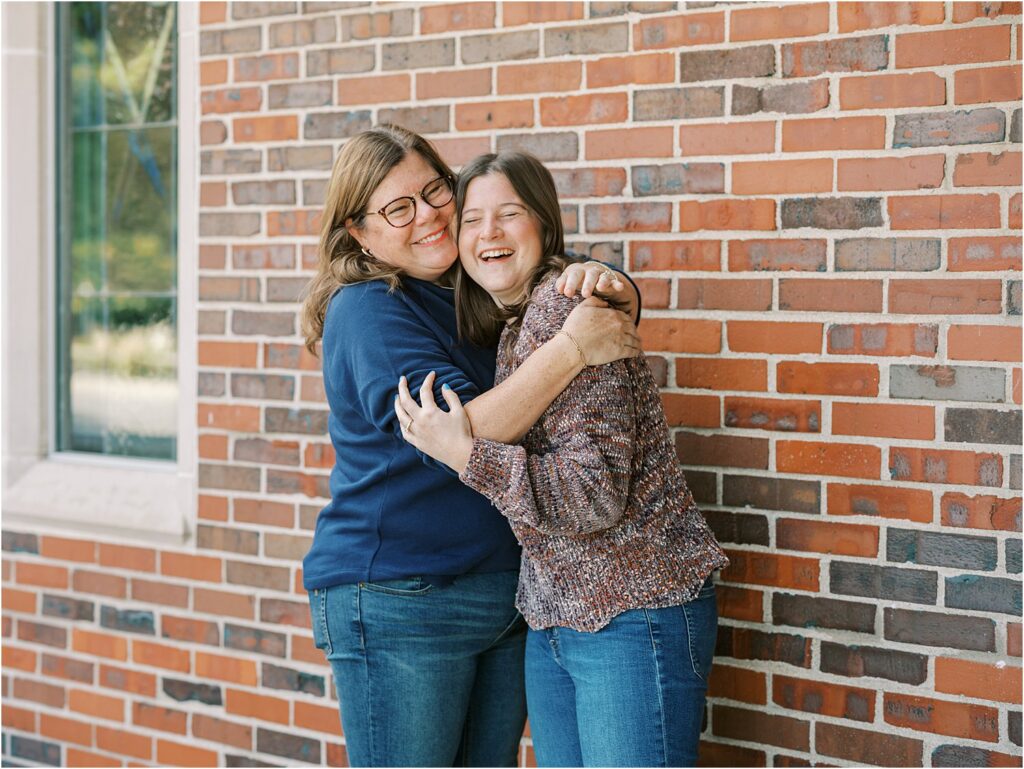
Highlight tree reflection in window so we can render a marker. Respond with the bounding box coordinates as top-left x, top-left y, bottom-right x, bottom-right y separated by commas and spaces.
57, 2, 178, 460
